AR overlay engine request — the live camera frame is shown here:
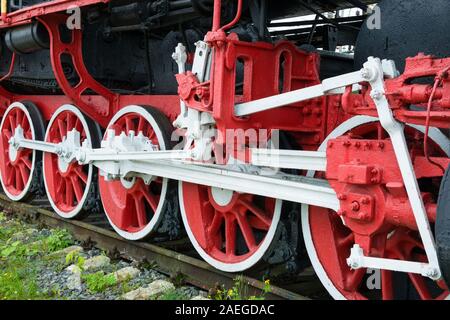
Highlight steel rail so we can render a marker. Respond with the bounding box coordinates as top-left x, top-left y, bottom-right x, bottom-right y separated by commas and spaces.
0, 194, 309, 300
